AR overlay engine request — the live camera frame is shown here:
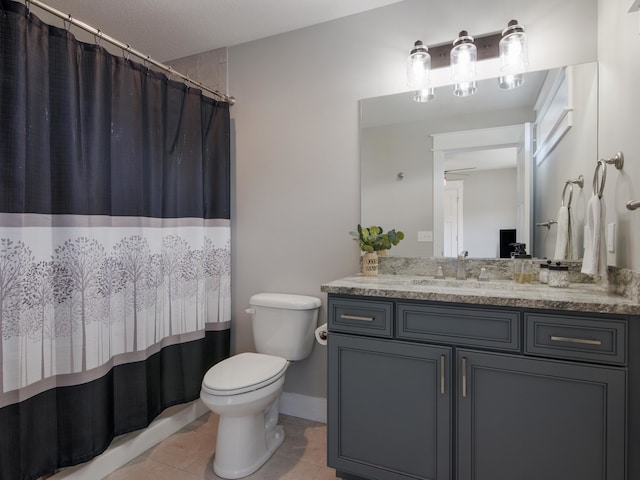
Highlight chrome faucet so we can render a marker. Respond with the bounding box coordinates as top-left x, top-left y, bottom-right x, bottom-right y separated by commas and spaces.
456, 251, 468, 280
